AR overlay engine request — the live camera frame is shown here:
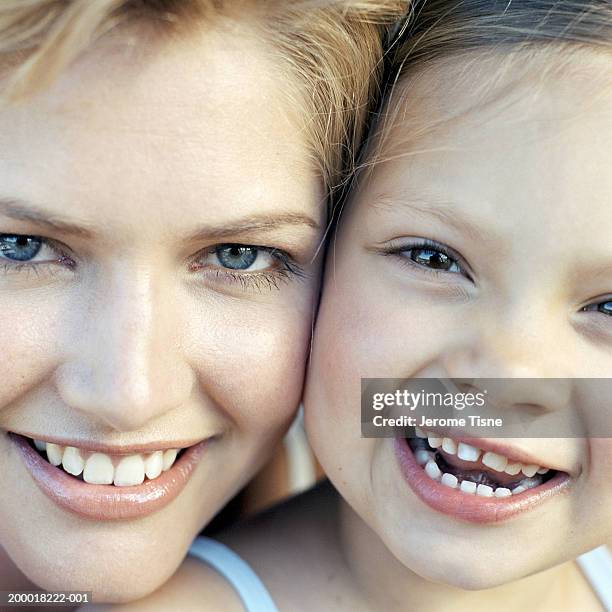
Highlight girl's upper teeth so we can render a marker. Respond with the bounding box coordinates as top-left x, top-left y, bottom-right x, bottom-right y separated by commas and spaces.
414, 429, 551, 477
441, 438, 457, 454
427, 435, 443, 448
482, 451, 508, 472
457, 442, 481, 462
33, 440, 181, 486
